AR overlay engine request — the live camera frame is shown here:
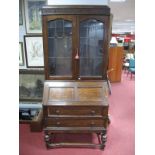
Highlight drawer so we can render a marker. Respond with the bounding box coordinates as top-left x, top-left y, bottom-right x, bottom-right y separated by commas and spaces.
46, 106, 108, 116
44, 118, 107, 127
